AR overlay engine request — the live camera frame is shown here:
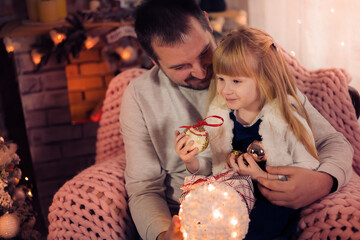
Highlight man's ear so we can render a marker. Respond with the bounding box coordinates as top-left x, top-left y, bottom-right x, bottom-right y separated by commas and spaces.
203, 11, 213, 33
150, 57, 158, 66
